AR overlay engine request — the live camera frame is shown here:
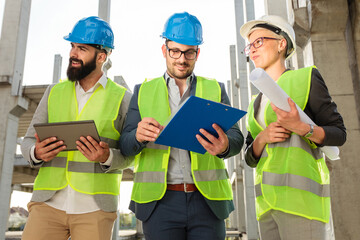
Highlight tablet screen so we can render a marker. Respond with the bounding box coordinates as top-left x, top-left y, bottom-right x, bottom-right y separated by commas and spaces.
33, 120, 100, 151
